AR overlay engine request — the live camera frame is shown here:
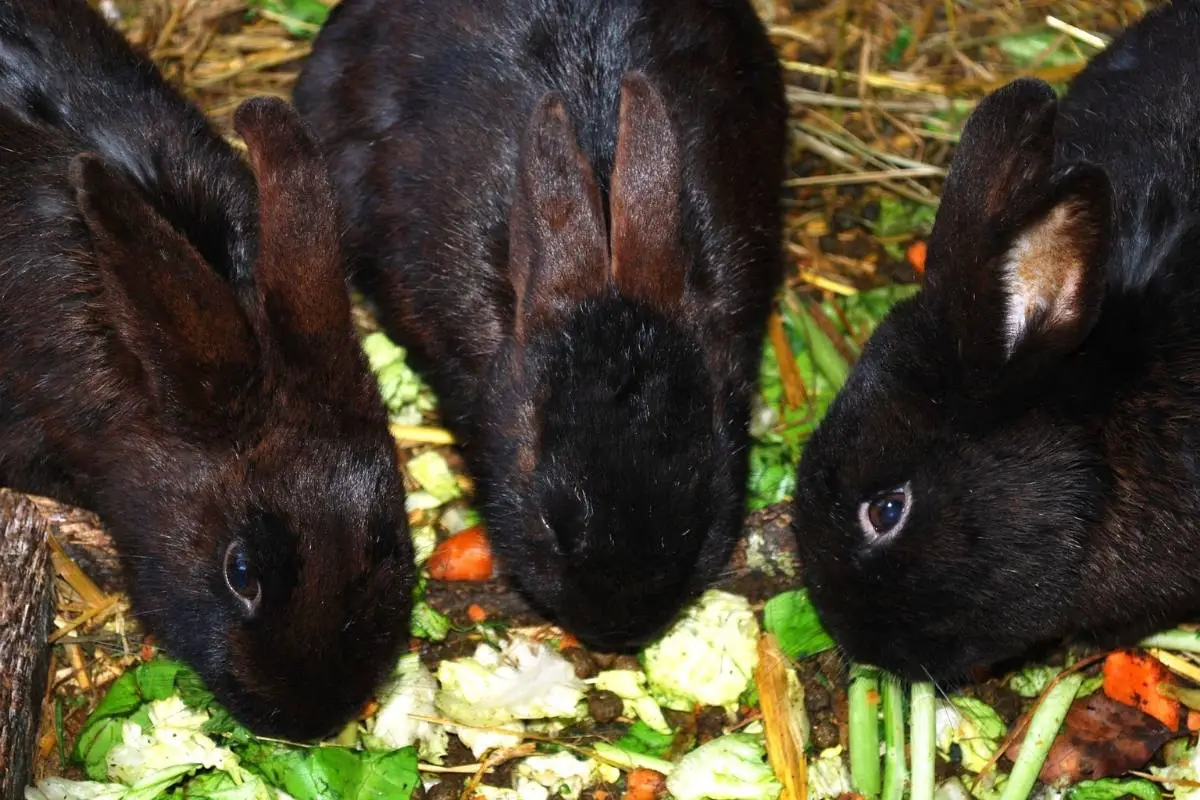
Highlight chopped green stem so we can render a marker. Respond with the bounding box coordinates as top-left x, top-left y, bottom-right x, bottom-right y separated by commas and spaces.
794, 301, 851, 389
1140, 628, 1200, 653
848, 664, 882, 799
881, 675, 907, 800
909, 682, 937, 800
999, 672, 1085, 800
